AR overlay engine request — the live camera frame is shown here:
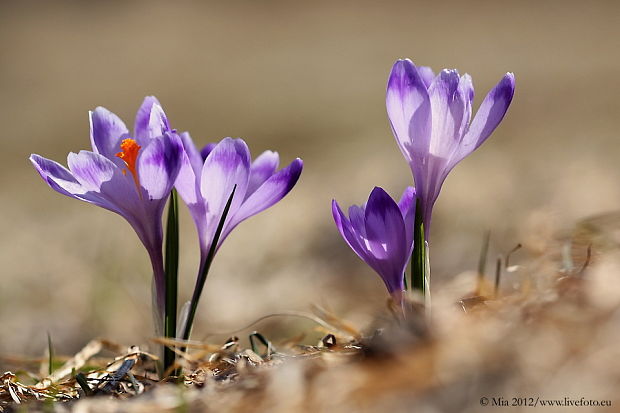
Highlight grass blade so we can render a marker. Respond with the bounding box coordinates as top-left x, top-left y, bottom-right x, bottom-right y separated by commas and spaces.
182, 185, 237, 342
47, 332, 54, 376
75, 373, 93, 396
